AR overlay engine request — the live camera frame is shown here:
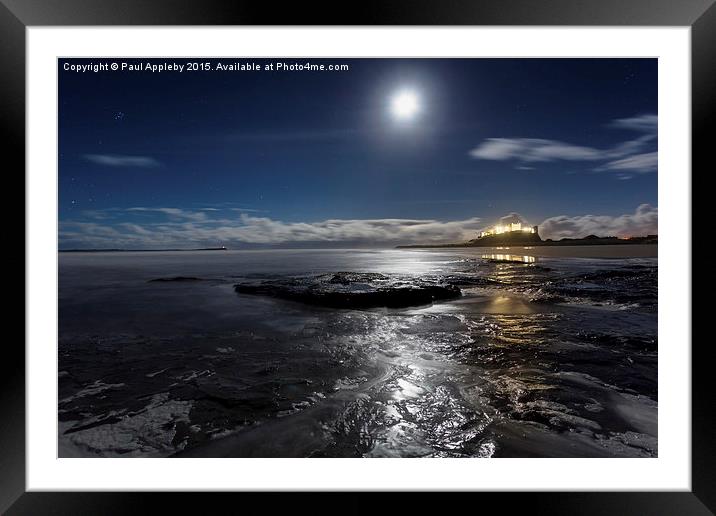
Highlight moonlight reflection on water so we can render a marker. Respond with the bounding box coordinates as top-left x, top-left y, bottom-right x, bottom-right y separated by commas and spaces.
58, 247, 657, 458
